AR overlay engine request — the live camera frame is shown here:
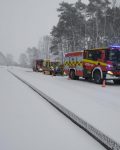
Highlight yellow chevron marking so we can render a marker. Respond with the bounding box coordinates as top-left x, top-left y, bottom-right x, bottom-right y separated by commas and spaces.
64, 61, 83, 66
83, 59, 107, 66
